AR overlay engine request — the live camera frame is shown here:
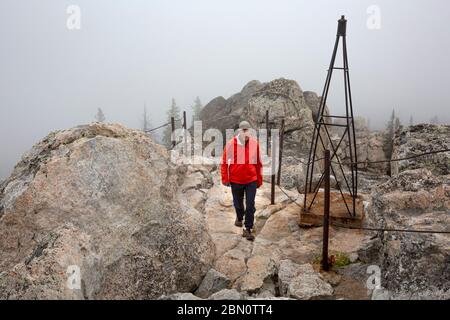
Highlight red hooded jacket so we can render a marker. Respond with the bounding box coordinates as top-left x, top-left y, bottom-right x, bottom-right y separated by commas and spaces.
221, 135, 263, 187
